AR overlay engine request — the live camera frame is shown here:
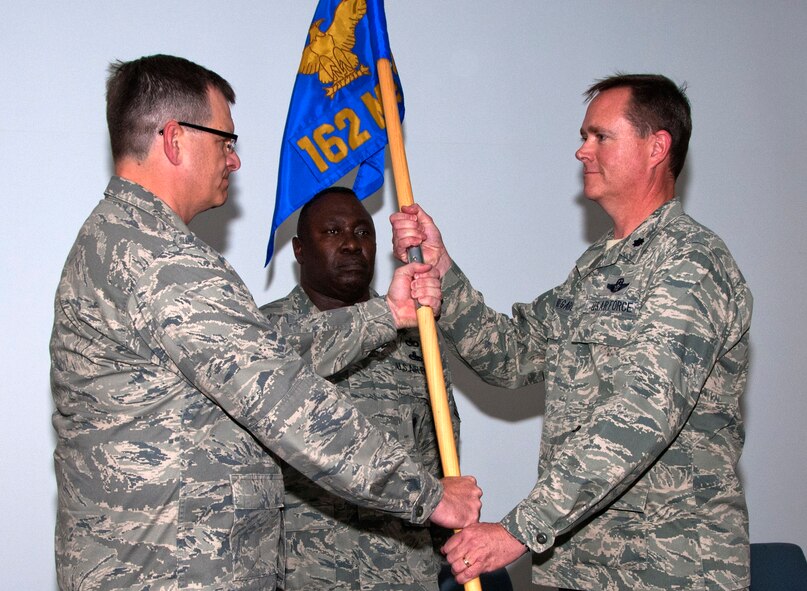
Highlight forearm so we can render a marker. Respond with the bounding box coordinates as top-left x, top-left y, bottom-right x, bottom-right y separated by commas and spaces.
438, 262, 547, 388
281, 297, 398, 377
139, 269, 439, 523
255, 372, 443, 523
